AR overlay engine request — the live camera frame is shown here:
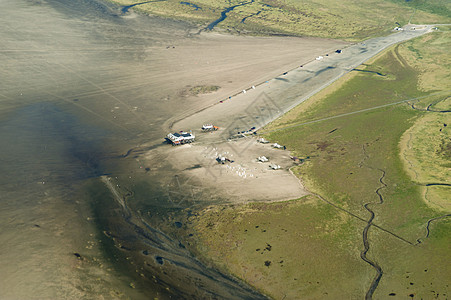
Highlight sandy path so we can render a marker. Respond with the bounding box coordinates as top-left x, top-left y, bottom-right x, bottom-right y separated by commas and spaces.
174, 25, 435, 137
154, 25, 435, 205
